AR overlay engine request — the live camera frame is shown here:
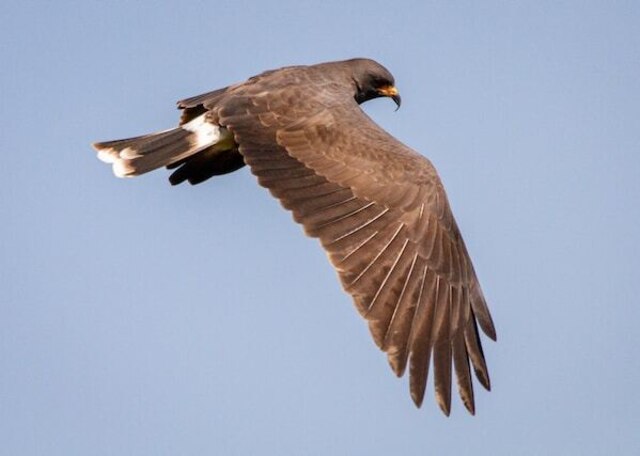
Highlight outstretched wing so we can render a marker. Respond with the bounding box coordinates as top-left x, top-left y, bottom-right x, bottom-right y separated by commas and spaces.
217, 79, 495, 415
